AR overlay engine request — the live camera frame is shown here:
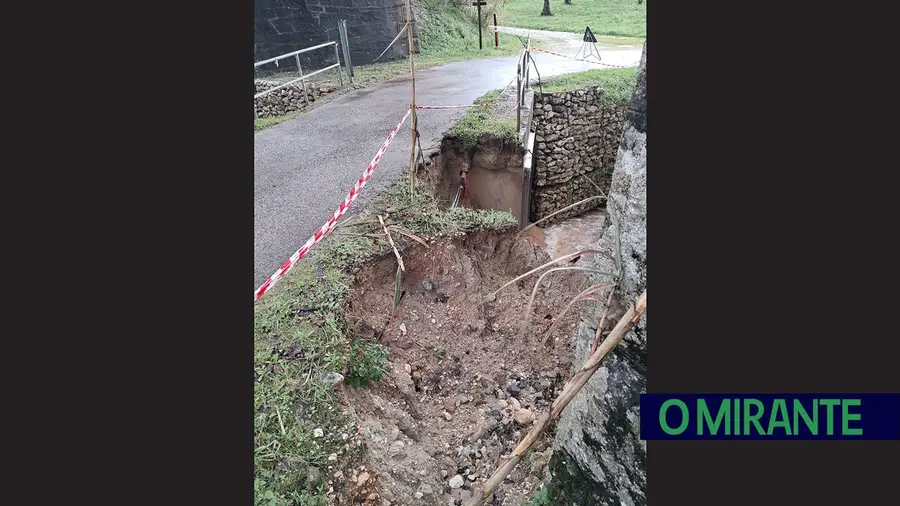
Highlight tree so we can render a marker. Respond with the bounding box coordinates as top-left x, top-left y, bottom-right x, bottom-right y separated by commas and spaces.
541, 0, 552, 16
565, 0, 572, 4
